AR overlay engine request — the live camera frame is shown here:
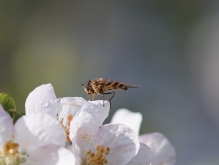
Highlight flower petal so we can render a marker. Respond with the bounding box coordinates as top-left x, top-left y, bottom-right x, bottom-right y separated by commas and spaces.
87, 100, 110, 124
96, 124, 140, 164
75, 123, 140, 165
58, 97, 86, 118
126, 143, 152, 165
139, 132, 176, 165
59, 97, 109, 127
69, 111, 100, 144
0, 105, 14, 148
14, 112, 66, 153
28, 145, 77, 165
111, 108, 142, 135
25, 84, 59, 117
